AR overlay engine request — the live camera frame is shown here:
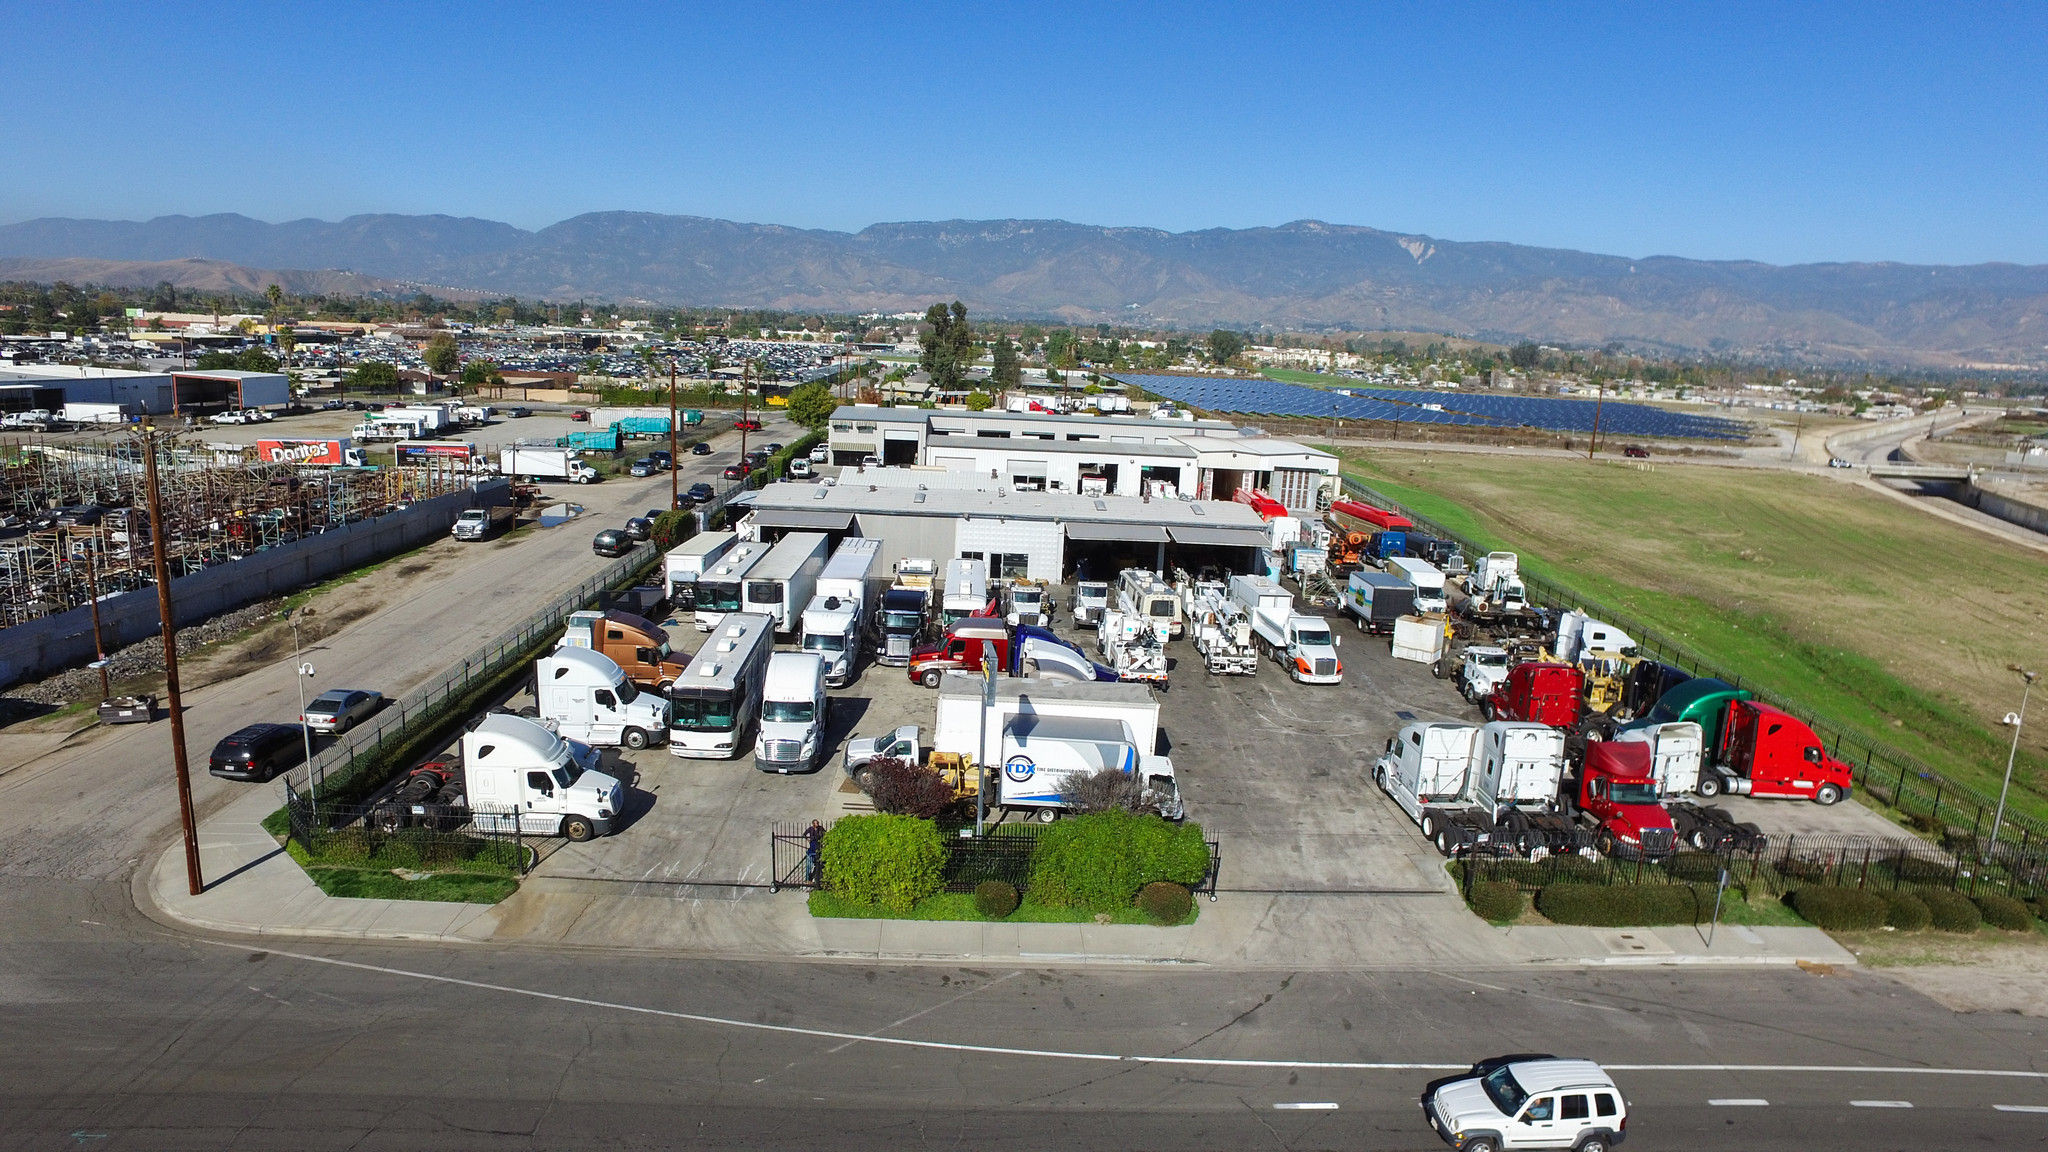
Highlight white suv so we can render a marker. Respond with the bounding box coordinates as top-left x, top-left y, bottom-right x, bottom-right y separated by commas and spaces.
1423, 1055, 1626, 1152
